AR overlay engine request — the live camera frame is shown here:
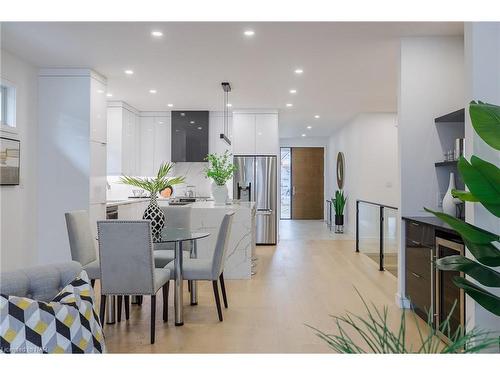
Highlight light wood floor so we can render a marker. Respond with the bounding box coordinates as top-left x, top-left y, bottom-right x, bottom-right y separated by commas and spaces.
102, 222, 427, 353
